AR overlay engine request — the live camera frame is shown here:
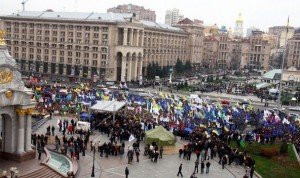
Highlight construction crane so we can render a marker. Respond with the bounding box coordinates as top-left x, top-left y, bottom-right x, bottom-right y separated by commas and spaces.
22, 0, 29, 11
